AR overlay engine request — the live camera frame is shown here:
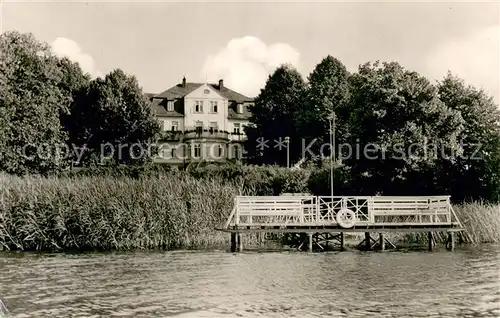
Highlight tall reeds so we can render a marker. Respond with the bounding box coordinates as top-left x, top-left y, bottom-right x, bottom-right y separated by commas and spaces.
0, 173, 243, 251
394, 203, 500, 245
453, 202, 500, 244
